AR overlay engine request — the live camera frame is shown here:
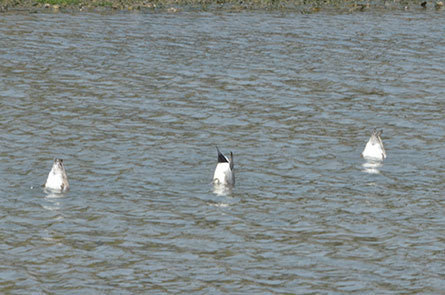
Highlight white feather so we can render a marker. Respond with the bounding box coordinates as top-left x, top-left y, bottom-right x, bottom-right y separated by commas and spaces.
362, 131, 386, 161
213, 162, 234, 186
45, 159, 69, 192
